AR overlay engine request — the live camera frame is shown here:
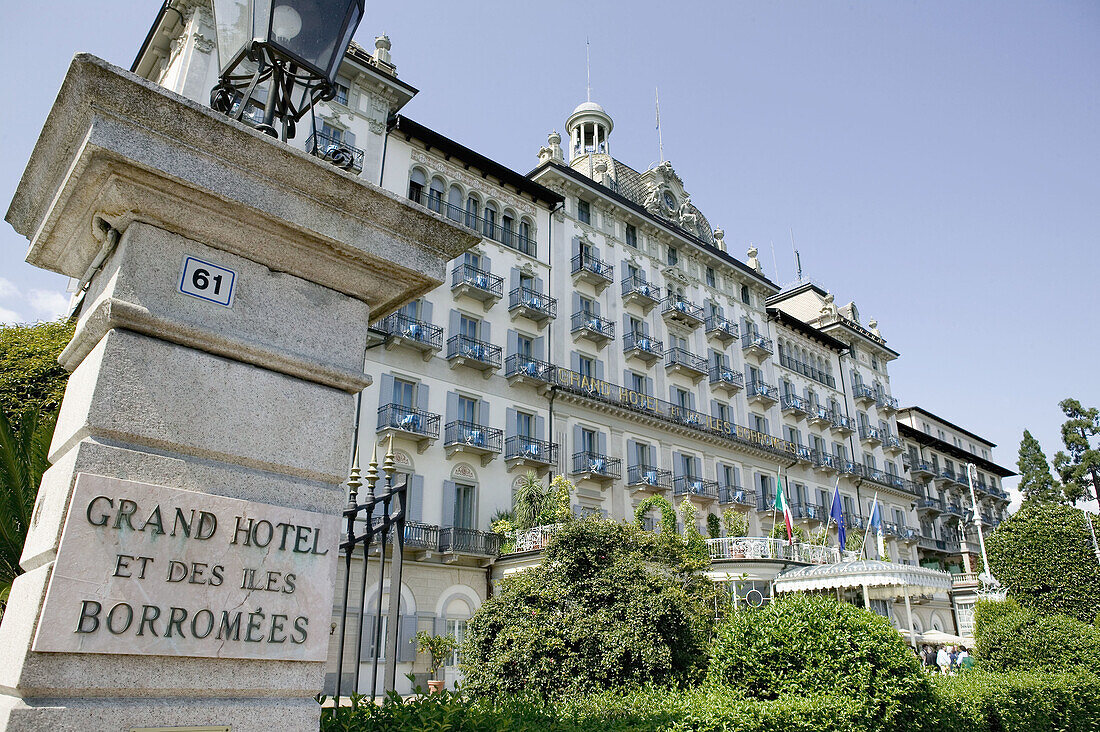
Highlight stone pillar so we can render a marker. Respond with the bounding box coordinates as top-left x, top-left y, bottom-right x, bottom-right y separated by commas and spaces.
0, 55, 477, 731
